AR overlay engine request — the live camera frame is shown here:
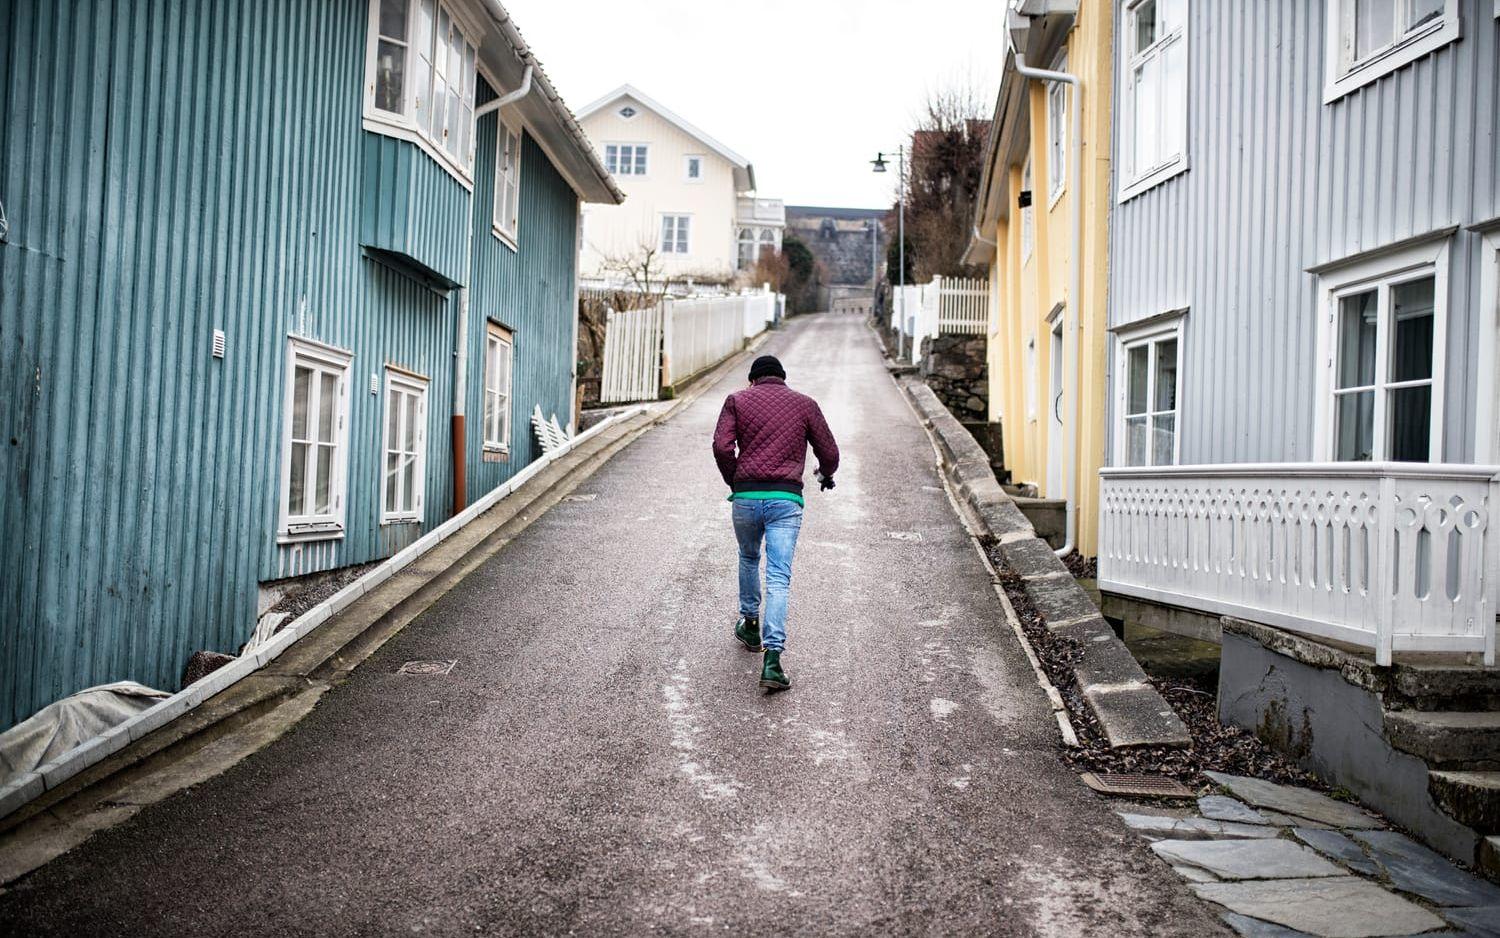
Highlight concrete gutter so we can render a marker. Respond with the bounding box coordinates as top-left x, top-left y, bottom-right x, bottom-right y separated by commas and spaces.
903, 381, 1189, 749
